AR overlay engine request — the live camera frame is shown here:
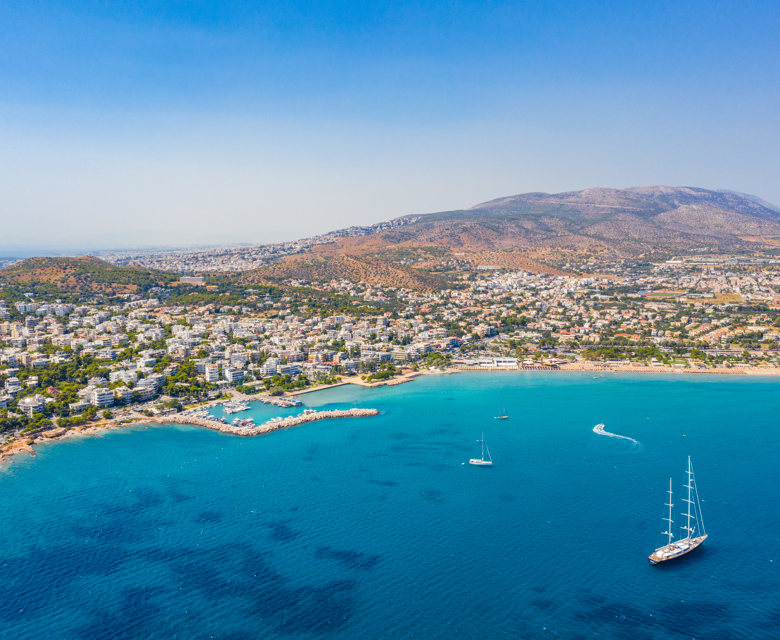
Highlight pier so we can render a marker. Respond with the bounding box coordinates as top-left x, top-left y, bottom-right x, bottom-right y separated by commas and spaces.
151, 407, 379, 436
